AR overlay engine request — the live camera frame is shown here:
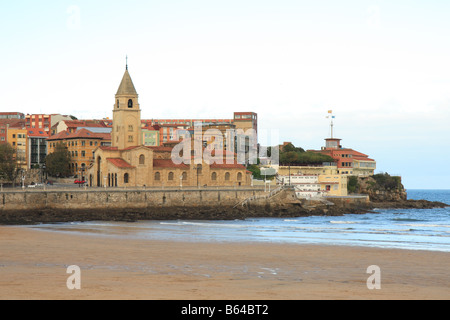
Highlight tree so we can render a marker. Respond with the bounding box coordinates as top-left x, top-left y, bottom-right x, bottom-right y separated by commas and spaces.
0, 143, 20, 185
282, 143, 305, 153
45, 142, 72, 177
